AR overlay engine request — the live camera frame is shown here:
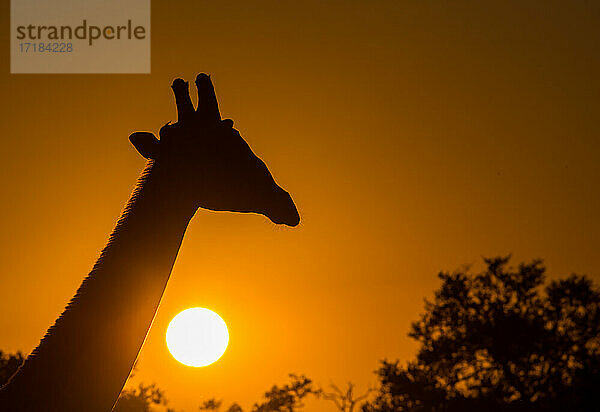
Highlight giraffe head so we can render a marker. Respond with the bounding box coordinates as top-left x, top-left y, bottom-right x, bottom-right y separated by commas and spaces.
129, 74, 300, 226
